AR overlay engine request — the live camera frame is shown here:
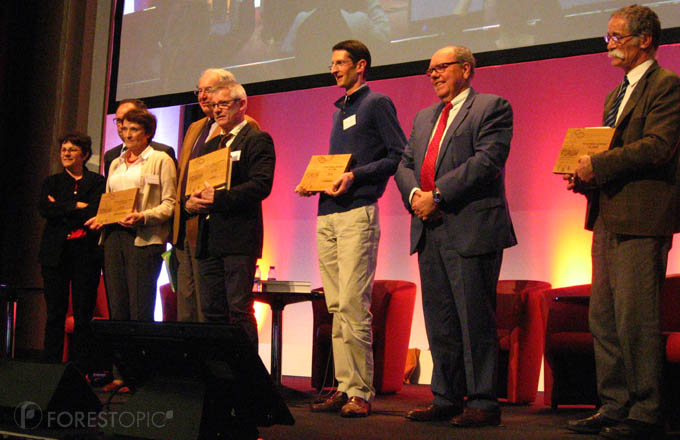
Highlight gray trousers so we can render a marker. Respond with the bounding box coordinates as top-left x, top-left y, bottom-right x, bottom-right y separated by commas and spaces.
590, 218, 671, 425
103, 228, 164, 321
